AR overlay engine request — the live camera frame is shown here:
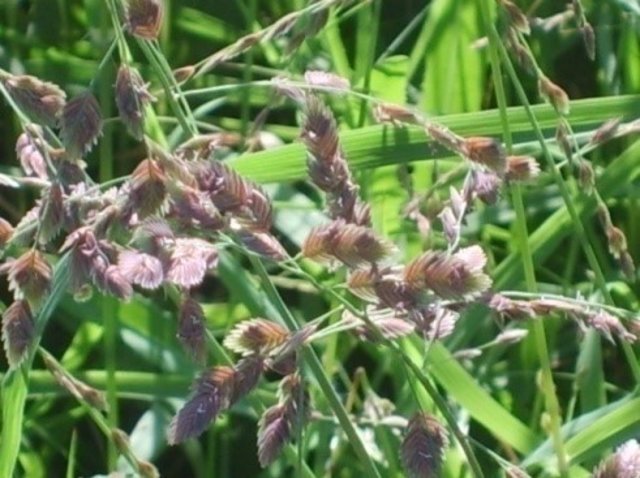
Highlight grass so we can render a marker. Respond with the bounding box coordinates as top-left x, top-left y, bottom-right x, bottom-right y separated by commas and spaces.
0, 0, 639, 477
